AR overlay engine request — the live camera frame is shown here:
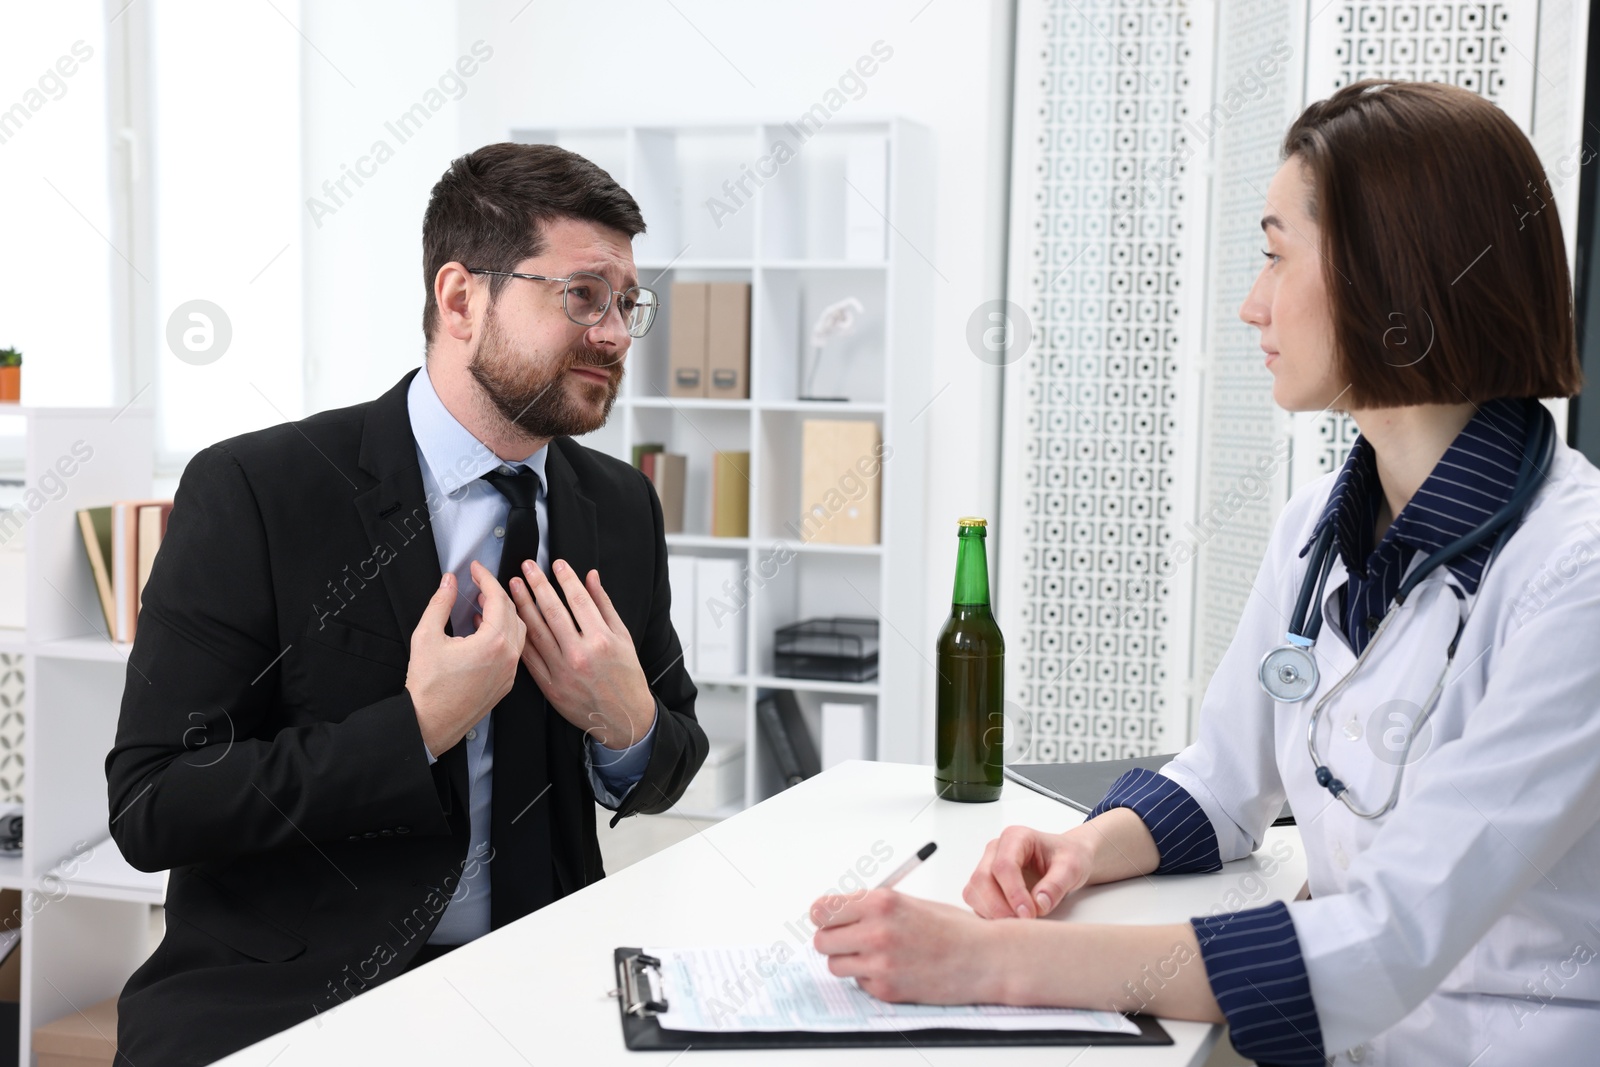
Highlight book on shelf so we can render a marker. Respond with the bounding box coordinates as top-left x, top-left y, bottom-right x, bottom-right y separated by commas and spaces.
650, 453, 686, 534
711, 451, 750, 538
78, 498, 173, 642
136, 502, 172, 619
634, 443, 687, 535
632, 442, 665, 469
76, 508, 115, 640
